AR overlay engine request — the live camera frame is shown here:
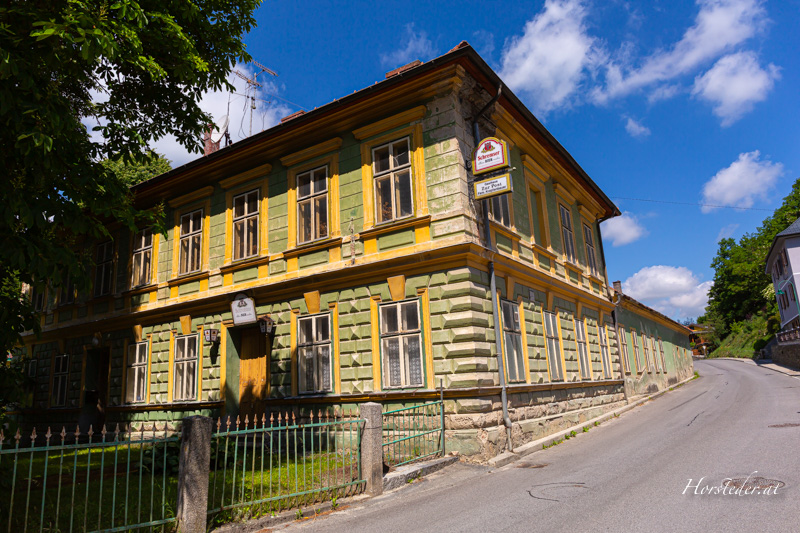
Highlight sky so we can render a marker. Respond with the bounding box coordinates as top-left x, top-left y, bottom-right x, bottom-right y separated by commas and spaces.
152, 0, 800, 321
